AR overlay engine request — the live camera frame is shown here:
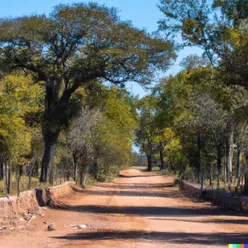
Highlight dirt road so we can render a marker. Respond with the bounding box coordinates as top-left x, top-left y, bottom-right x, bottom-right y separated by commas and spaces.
1, 169, 248, 248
